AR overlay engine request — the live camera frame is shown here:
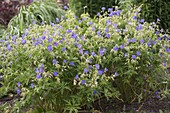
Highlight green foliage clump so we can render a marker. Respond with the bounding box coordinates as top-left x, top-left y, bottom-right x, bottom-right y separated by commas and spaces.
0, 6, 169, 113
69, 0, 119, 17
3, 0, 65, 37
120, 0, 170, 31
